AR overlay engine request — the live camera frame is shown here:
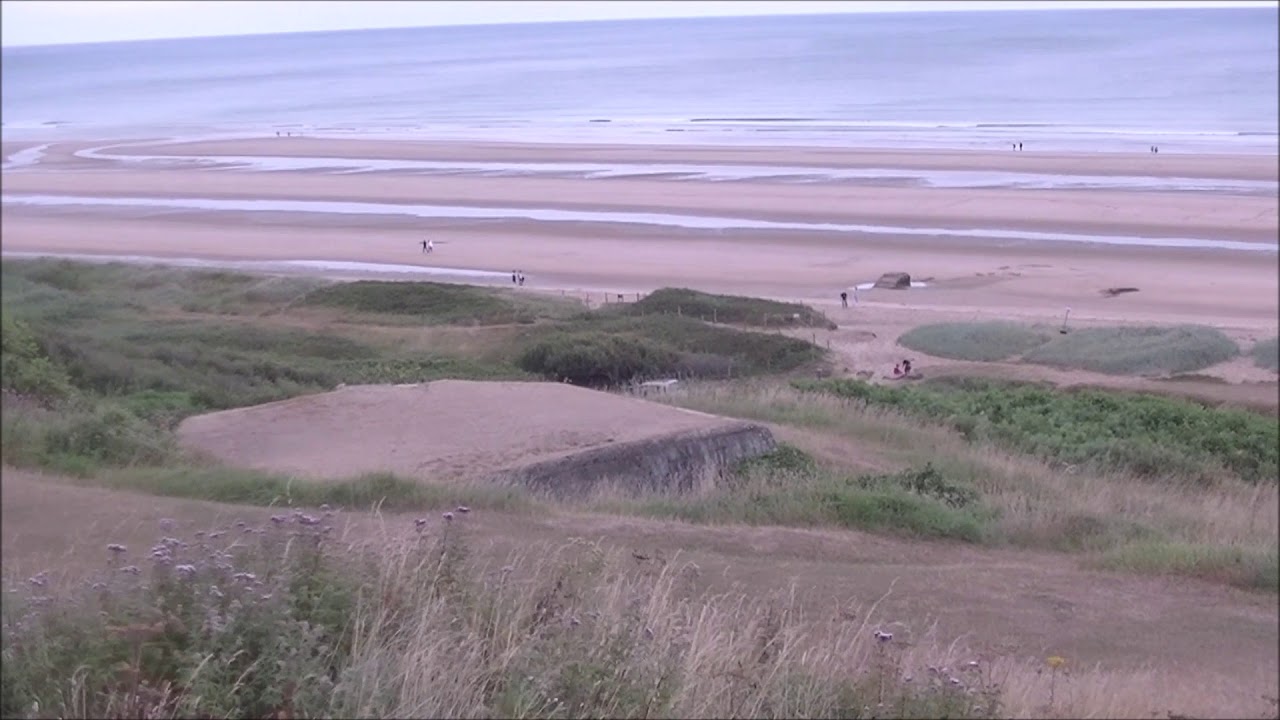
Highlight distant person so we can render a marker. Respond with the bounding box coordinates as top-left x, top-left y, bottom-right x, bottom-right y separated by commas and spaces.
892, 363, 903, 377
512, 270, 518, 284
1012, 142, 1017, 151
421, 239, 430, 254
1153, 146, 1159, 154
902, 359, 913, 374
427, 239, 434, 254
840, 291, 848, 308
518, 272, 526, 286
1018, 142, 1023, 152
